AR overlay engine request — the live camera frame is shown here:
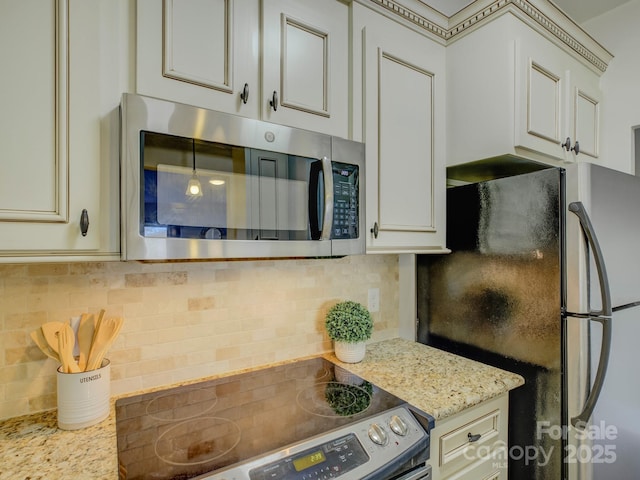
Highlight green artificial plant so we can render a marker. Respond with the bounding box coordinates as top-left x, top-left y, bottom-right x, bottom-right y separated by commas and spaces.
325, 300, 373, 343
